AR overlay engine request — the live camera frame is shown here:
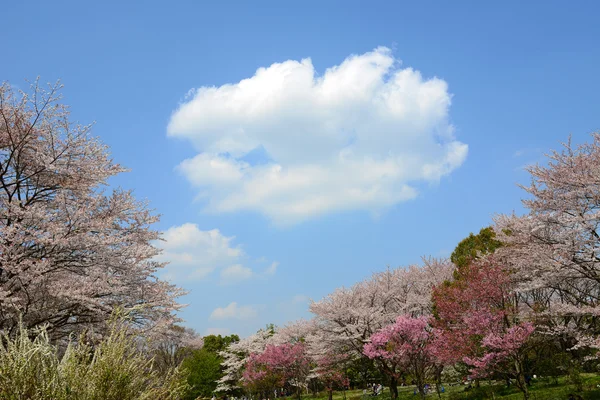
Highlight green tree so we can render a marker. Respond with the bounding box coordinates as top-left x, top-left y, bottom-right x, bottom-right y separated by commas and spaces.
182, 348, 223, 400
202, 334, 240, 354
182, 334, 240, 399
450, 226, 502, 272
265, 323, 276, 335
